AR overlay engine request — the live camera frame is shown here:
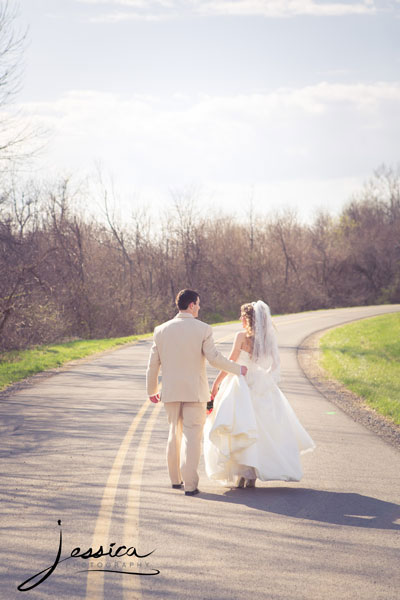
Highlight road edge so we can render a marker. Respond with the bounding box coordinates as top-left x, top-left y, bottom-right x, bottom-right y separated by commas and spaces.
0, 339, 149, 399
297, 324, 400, 452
